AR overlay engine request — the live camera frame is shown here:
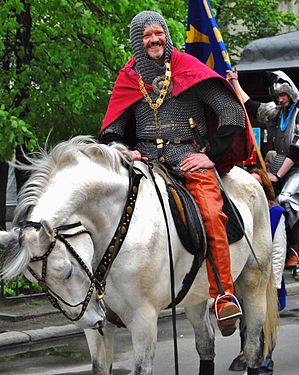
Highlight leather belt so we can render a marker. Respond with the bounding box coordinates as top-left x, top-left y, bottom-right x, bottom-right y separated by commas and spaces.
137, 137, 193, 163
137, 137, 192, 145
